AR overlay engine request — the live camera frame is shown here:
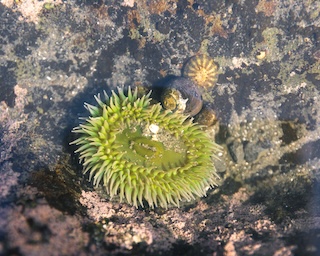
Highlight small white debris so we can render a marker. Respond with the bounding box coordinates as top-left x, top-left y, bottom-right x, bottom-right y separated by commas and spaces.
177, 97, 188, 113
149, 124, 159, 134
